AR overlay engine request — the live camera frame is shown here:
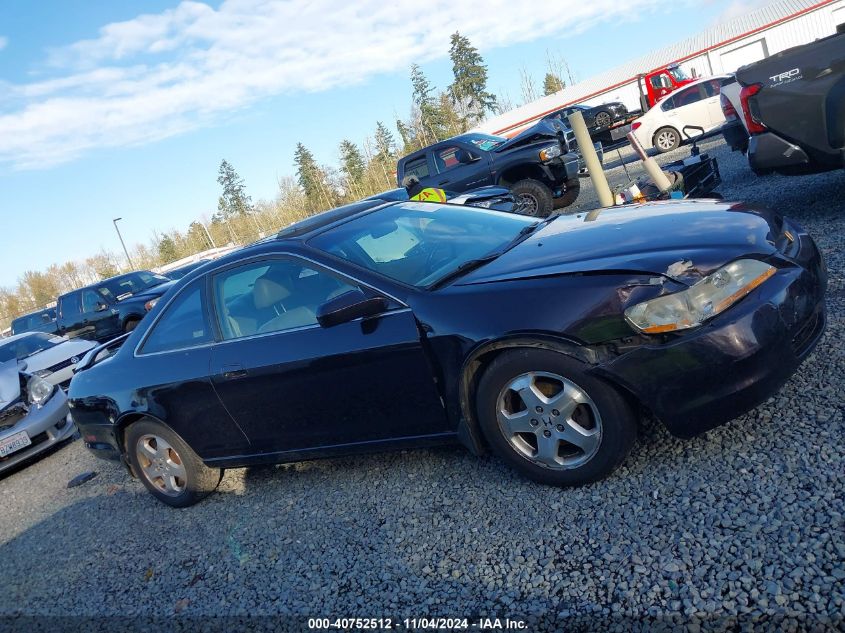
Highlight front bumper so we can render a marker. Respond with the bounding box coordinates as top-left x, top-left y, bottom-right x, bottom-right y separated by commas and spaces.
0, 390, 75, 472
594, 236, 826, 438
